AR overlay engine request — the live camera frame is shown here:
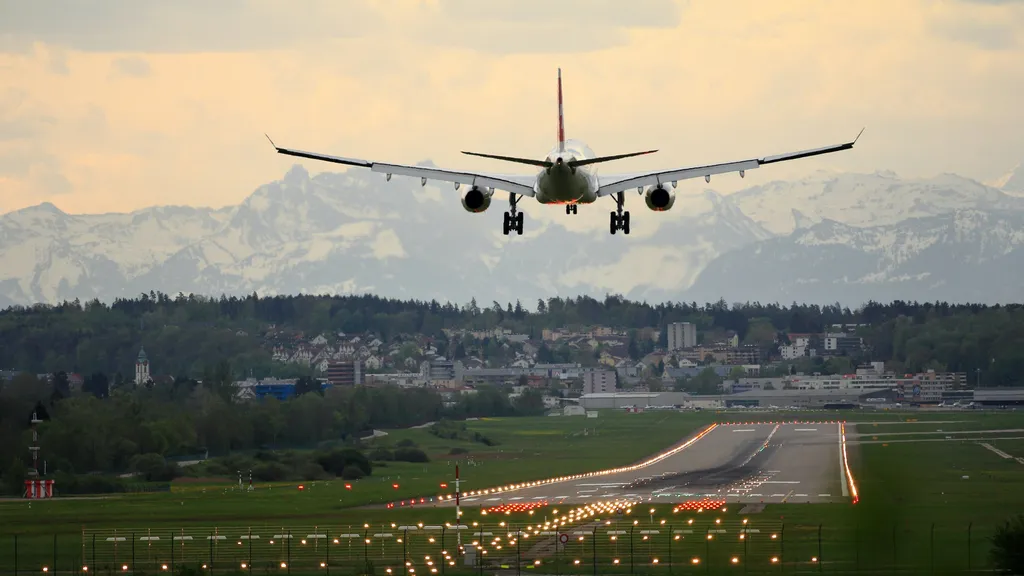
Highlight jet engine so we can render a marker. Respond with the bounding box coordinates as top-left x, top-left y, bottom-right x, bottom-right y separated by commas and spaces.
460, 186, 493, 213
644, 185, 676, 211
